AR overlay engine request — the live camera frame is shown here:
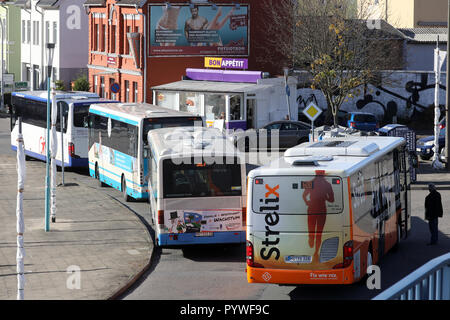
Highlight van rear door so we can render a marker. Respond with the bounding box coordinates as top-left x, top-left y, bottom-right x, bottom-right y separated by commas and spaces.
249, 175, 345, 270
